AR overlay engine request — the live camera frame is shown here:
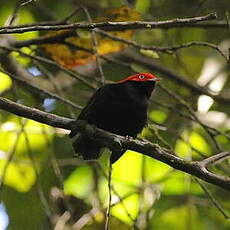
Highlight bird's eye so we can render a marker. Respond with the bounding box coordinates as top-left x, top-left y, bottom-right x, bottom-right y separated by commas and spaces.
138, 75, 145, 79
